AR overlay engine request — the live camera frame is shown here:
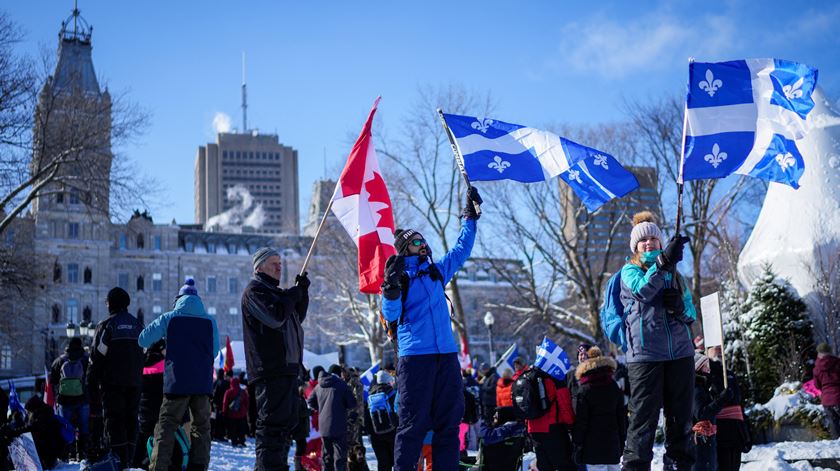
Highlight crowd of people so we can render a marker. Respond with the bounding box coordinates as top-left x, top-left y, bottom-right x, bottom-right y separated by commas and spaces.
1, 189, 839, 471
